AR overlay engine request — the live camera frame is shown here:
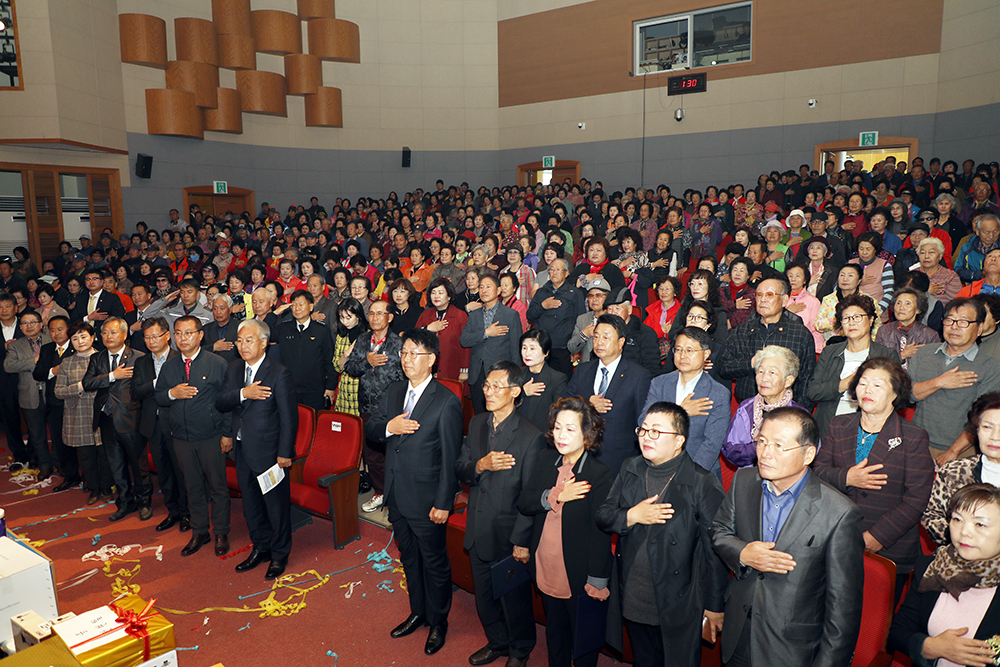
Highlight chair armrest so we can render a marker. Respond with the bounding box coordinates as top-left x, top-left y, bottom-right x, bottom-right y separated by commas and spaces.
318, 468, 354, 488
867, 651, 894, 667
291, 454, 308, 465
